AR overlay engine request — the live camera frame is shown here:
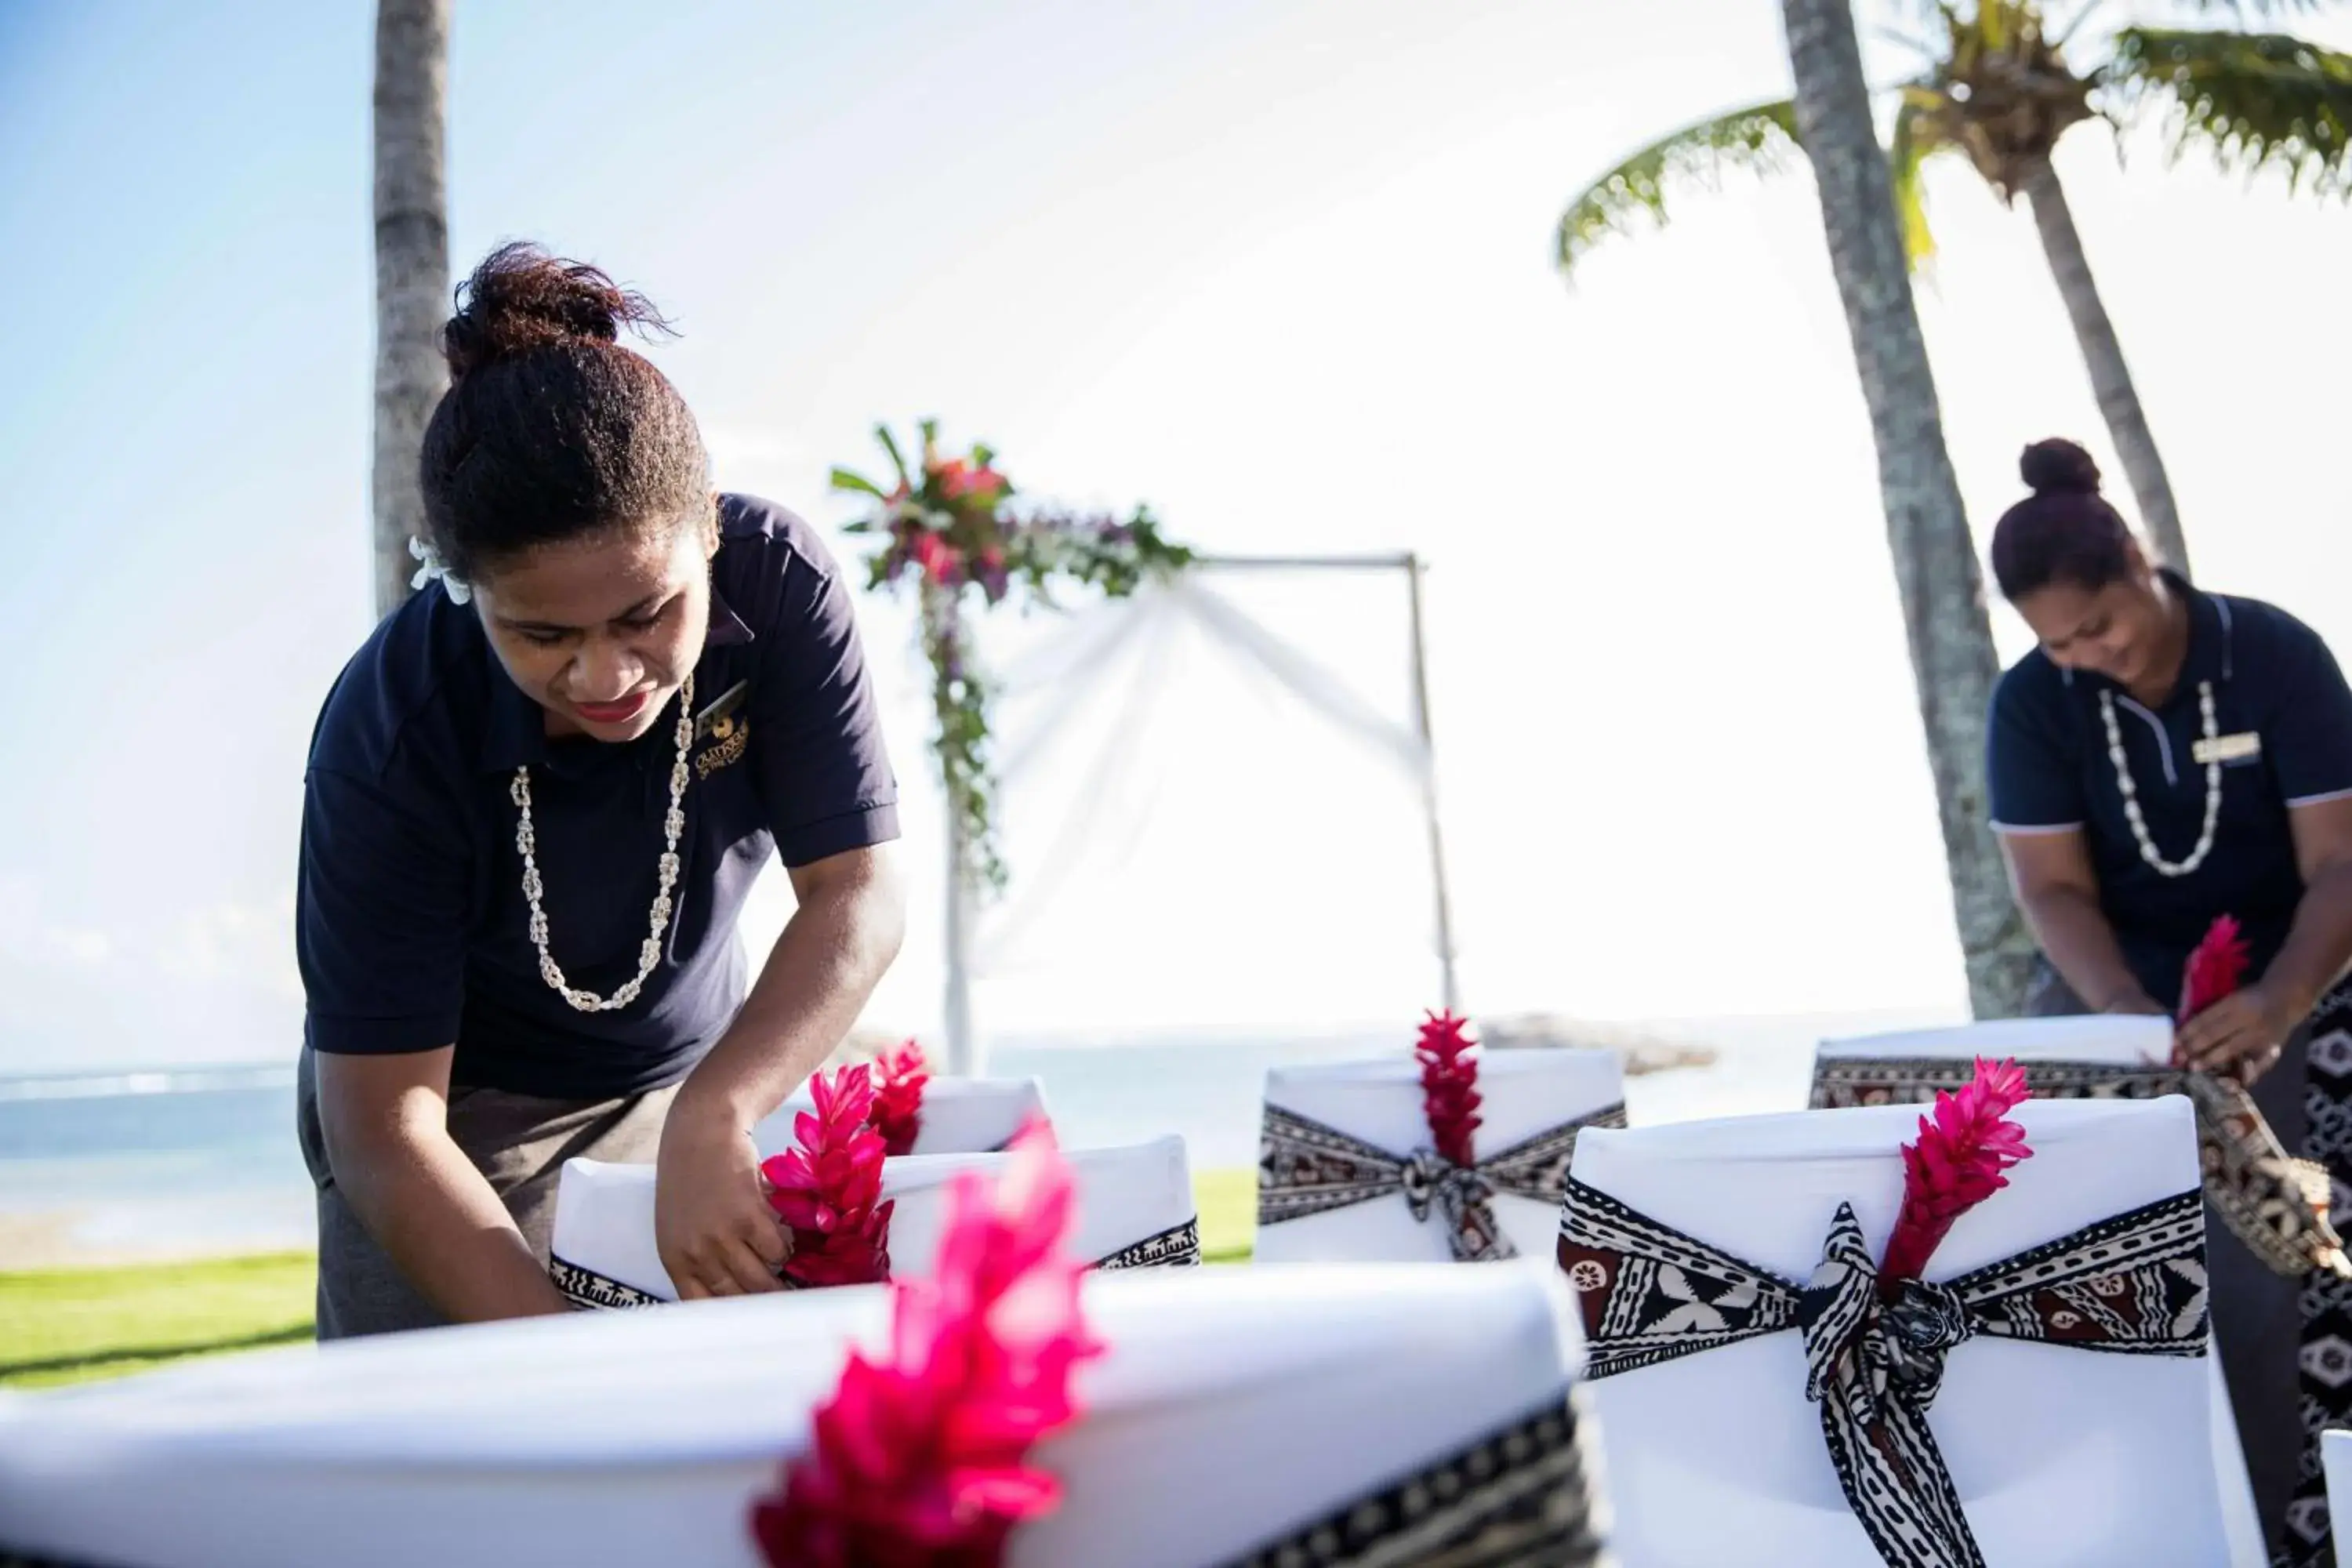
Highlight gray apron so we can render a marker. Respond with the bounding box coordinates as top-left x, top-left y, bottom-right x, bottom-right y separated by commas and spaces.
296, 1045, 677, 1340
